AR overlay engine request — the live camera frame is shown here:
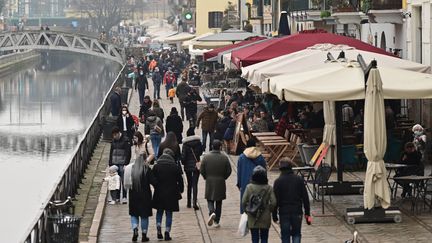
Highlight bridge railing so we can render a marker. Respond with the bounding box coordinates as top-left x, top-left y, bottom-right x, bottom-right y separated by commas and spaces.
23, 64, 127, 243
